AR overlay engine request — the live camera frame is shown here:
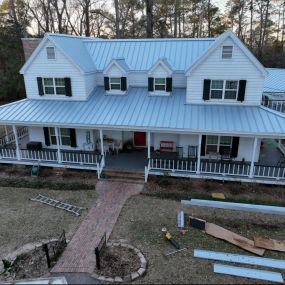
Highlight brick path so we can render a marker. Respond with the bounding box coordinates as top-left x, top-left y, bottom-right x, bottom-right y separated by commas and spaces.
51, 180, 143, 273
